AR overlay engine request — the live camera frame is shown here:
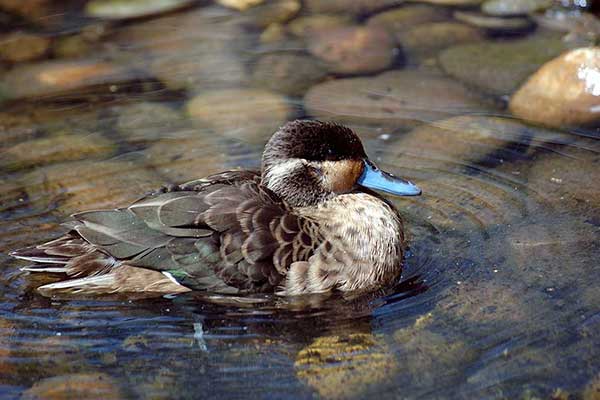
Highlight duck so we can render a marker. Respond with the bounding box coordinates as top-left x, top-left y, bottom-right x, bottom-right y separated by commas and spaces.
11, 120, 421, 297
